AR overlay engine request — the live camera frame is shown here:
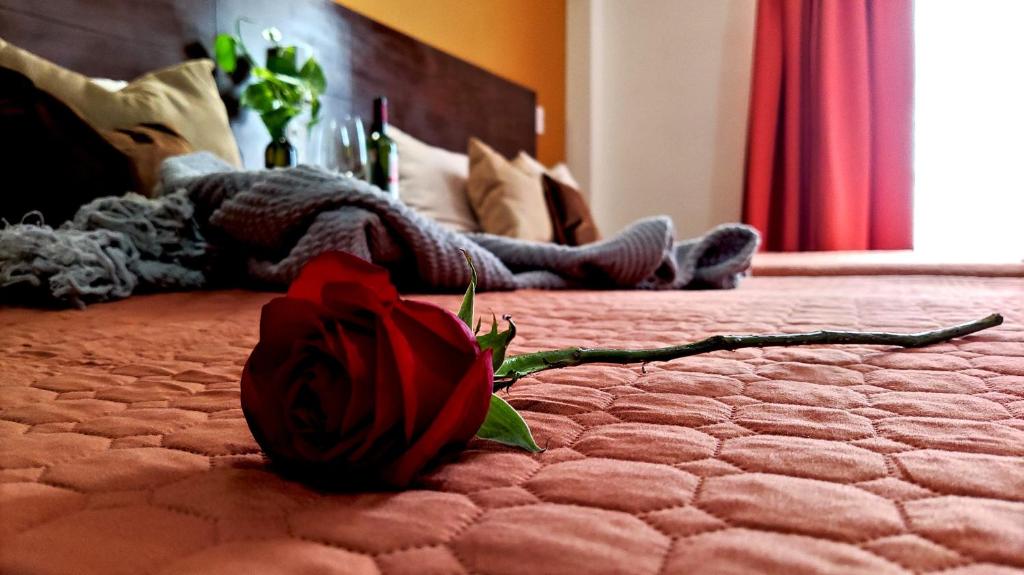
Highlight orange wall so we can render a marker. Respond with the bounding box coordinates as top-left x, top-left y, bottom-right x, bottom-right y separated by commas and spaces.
337, 0, 565, 164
